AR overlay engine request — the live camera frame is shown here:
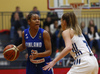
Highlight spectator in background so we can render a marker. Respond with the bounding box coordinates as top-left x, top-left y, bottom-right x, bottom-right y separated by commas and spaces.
44, 26, 51, 36
47, 10, 58, 23
44, 26, 56, 58
80, 21, 89, 43
49, 20, 58, 57
14, 28, 22, 46
88, 25, 100, 51
30, 6, 40, 17
55, 25, 64, 50
91, 47, 100, 66
22, 13, 29, 29
80, 21, 87, 35
88, 19, 98, 33
43, 17, 52, 29
54, 47, 64, 66
10, 12, 25, 42
50, 20, 58, 35
92, 47, 98, 58
11, 6, 23, 21
22, 53, 28, 67
66, 54, 74, 67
